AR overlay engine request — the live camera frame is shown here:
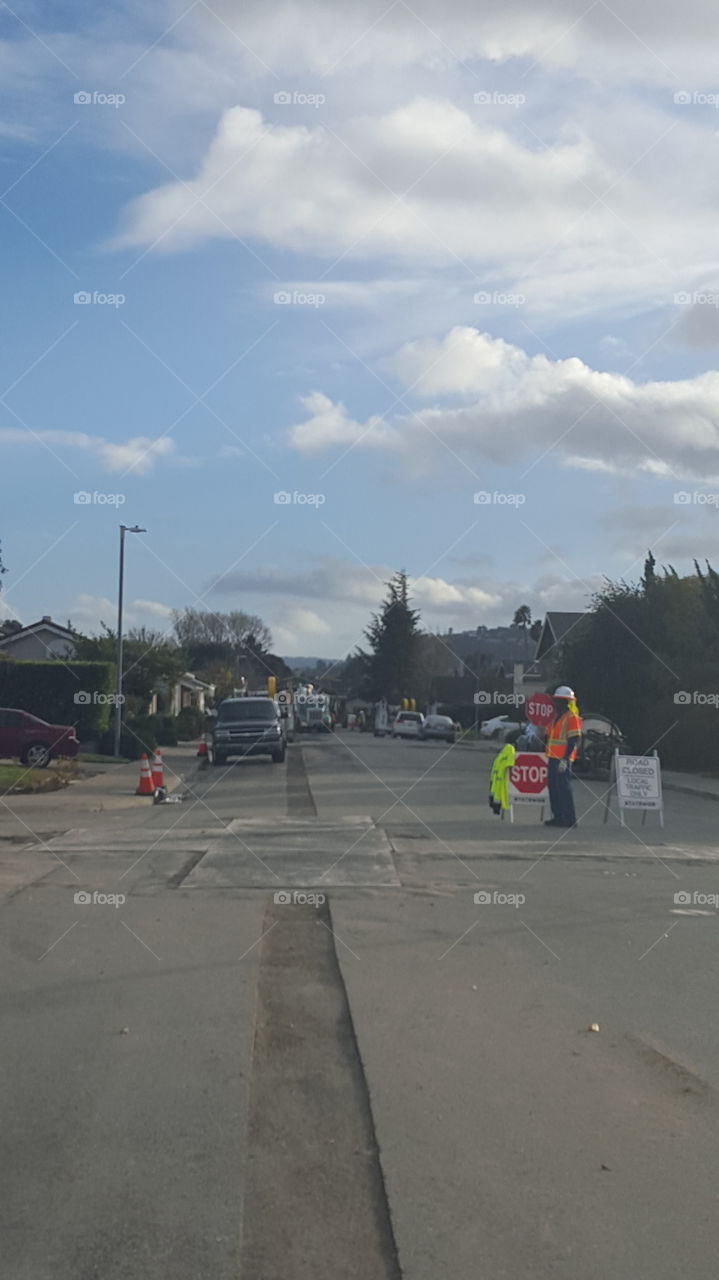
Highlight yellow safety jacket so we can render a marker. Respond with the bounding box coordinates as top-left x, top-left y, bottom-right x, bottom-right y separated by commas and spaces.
489, 743, 516, 812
